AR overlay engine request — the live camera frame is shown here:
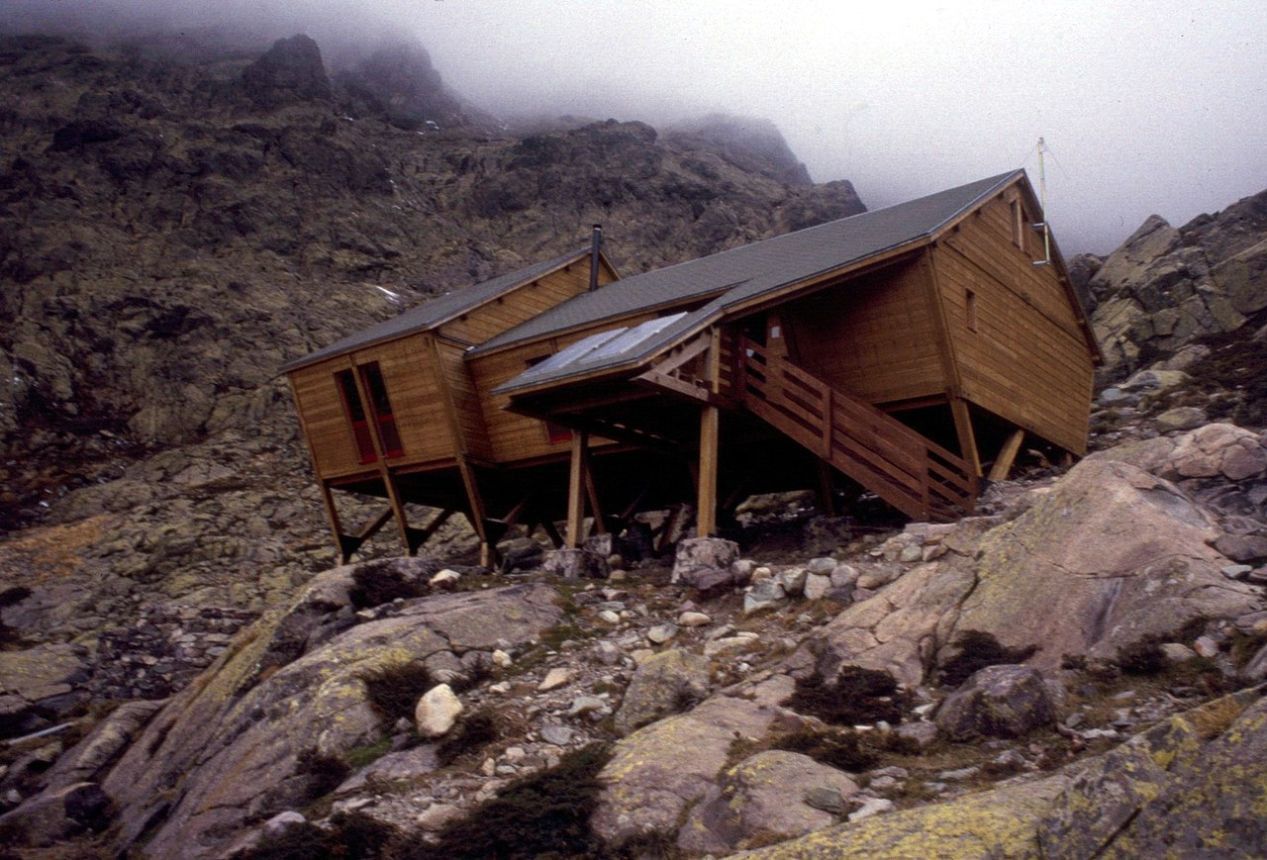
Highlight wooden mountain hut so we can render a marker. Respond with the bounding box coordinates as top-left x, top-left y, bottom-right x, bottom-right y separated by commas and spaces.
283, 169, 1101, 565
